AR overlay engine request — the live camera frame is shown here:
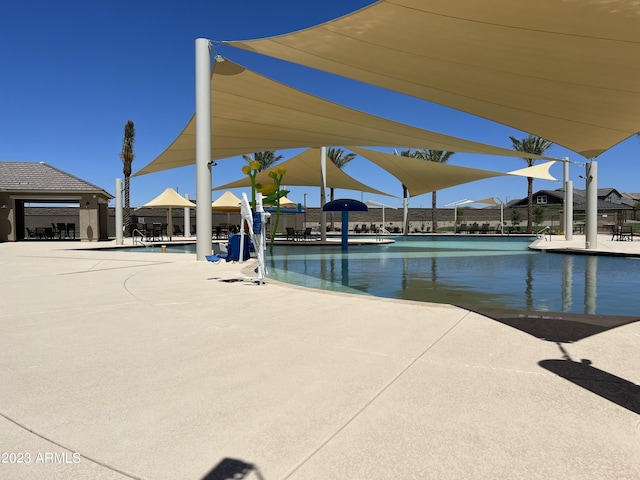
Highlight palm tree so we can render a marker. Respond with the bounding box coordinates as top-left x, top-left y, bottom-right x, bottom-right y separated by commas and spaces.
509, 134, 553, 233
327, 147, 356, 202
119, 120, 135, 237
242, 151, 284, 172
327, 147, 356, 229
416, 150, 455, 232
398, 149, 420, 235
